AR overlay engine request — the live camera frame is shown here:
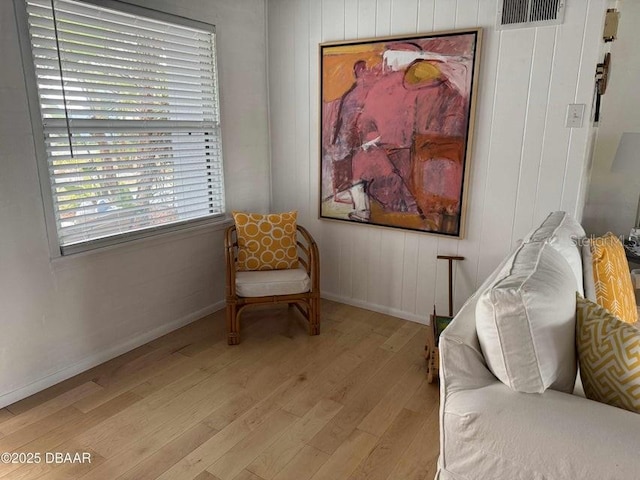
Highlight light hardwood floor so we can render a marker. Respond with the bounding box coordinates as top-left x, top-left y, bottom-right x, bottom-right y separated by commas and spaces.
0, 300, 440, 480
